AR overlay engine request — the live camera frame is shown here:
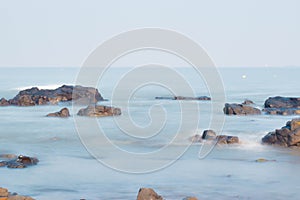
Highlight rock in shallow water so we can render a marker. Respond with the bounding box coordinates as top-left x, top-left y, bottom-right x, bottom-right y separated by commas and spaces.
46, 108, 70, 118
262, 118, 300, 147
264, 96, 300, 115
0, 85, 103, 106
136, 188, 163, 200
0, 155, 39, 169
77, 105, 121, 117
0, 187, 34, 200
223, 103, 261, 115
